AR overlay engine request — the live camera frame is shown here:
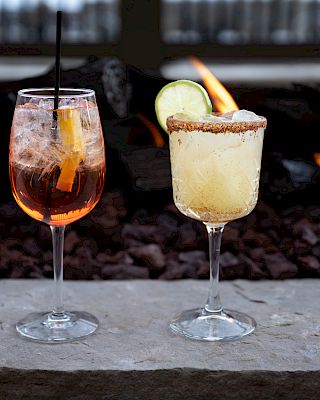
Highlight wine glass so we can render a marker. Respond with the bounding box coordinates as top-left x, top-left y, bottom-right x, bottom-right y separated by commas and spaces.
167, 112, 266, 341
9, 88, 106, 343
